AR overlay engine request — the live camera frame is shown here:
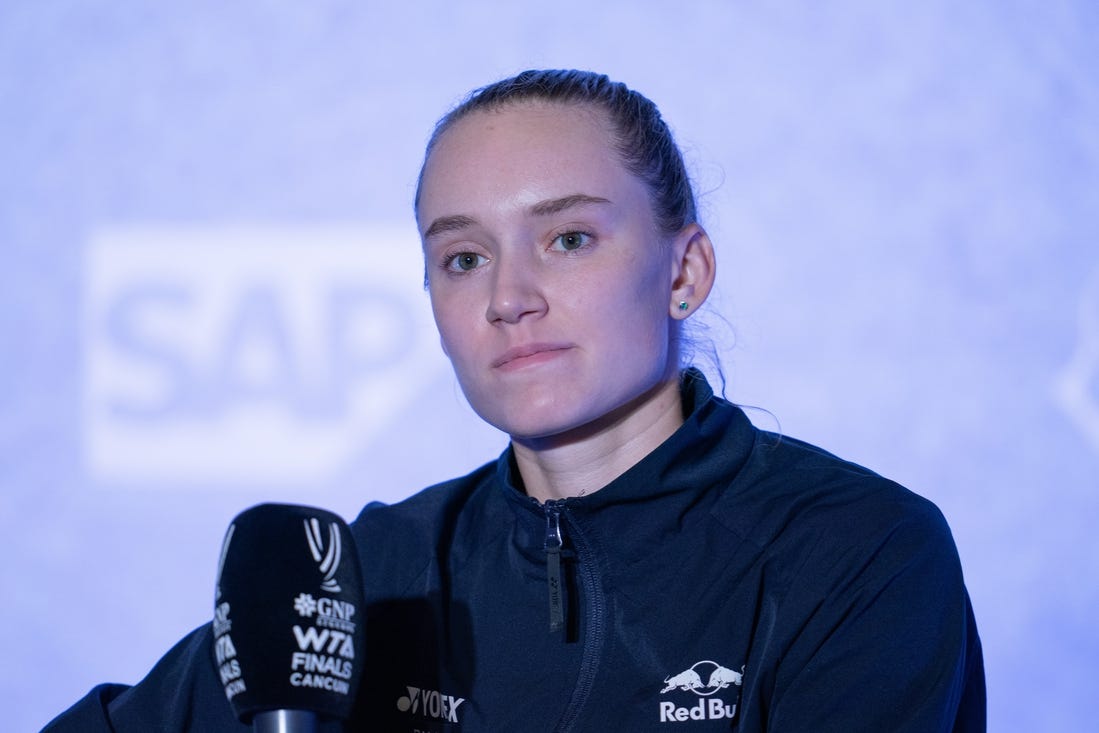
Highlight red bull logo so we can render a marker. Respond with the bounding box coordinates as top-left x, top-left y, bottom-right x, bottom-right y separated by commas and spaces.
659, 660, 742, 723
